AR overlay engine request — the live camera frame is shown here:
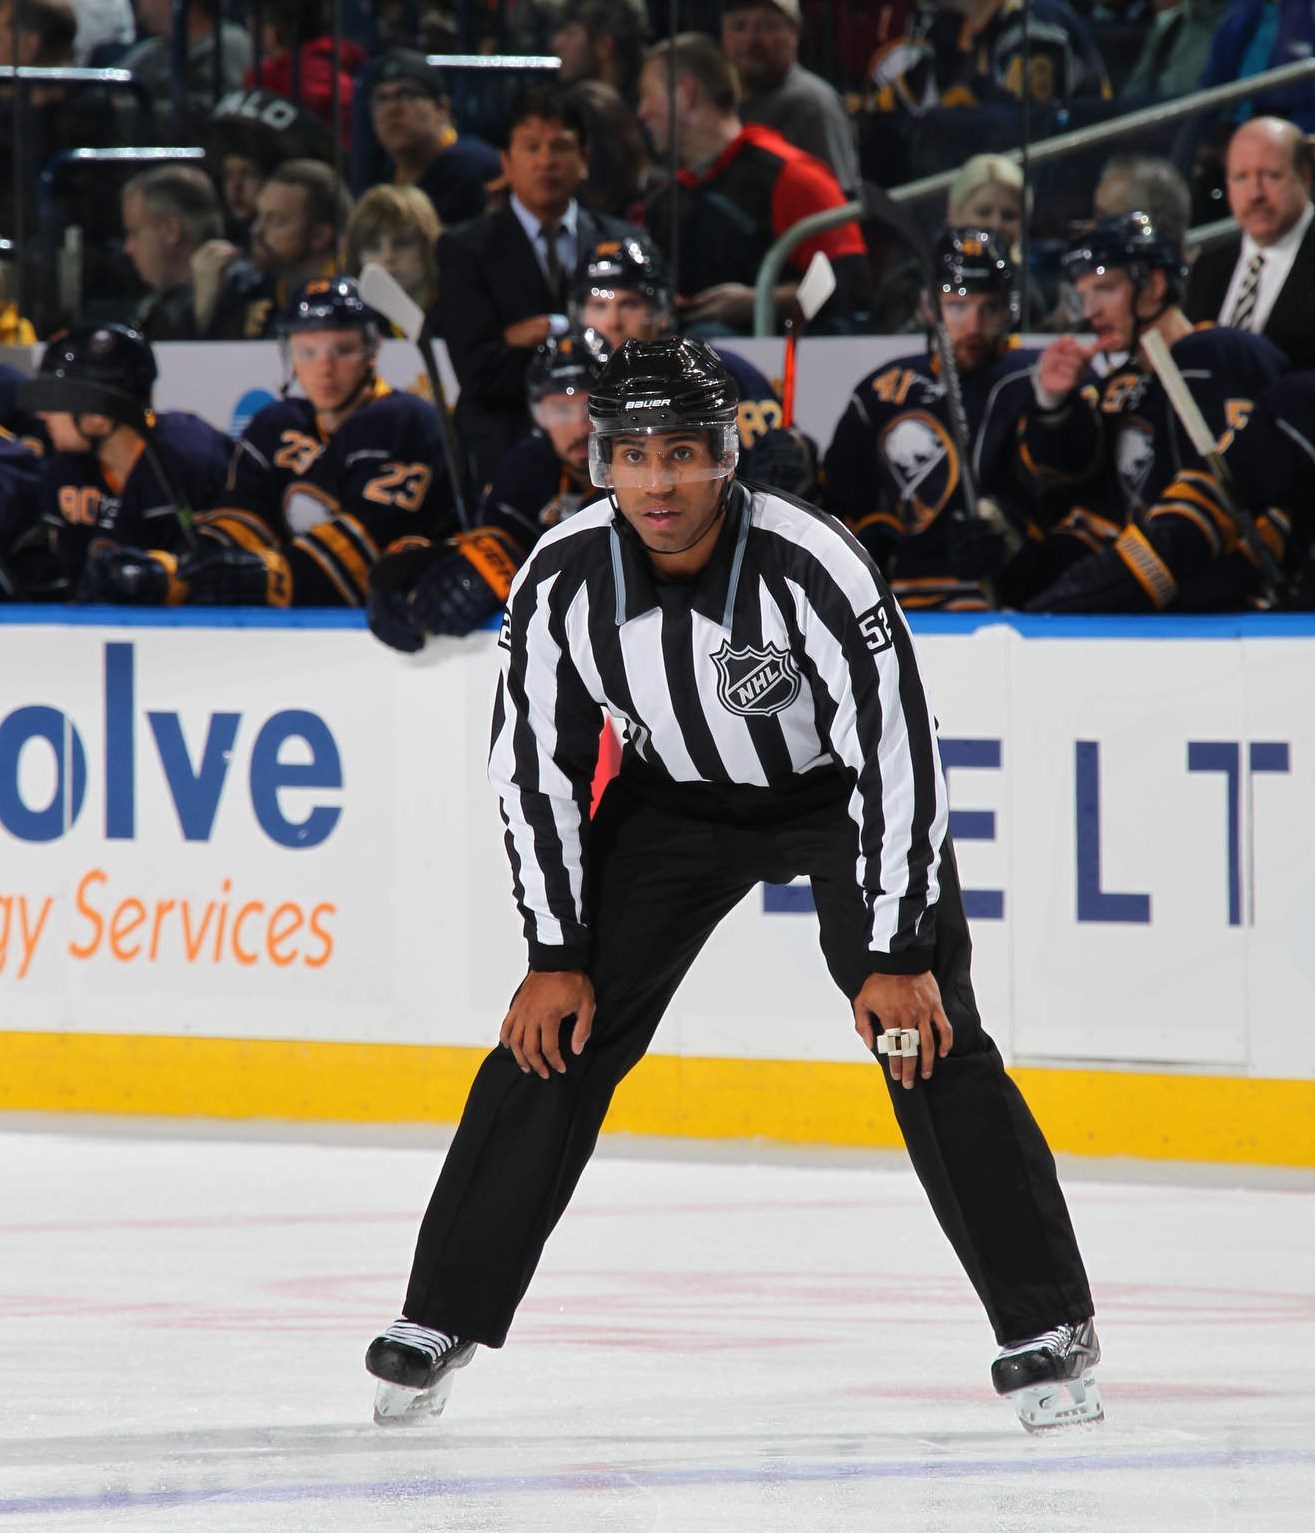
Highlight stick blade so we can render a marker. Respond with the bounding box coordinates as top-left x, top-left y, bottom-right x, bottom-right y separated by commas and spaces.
359, 262, 426, 343
796, 251, 837, 323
